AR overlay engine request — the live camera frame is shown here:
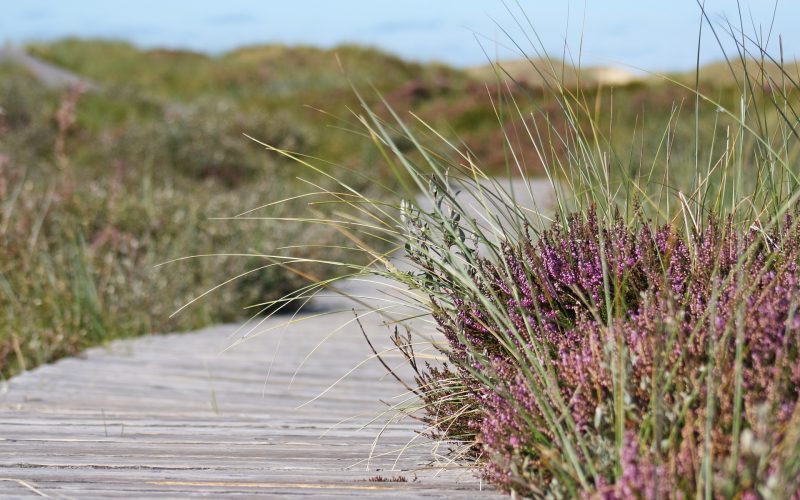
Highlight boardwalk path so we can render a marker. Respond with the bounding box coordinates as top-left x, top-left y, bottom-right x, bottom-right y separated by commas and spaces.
0, 47, 95, 89
0, 315, 491, 498
0, 179, 551, 496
